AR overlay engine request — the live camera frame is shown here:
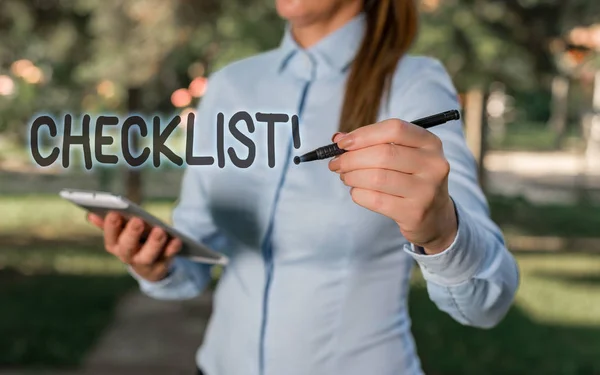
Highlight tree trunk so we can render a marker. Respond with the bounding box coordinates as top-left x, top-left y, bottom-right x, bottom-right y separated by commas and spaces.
576, 71, 600, 204
486, 82, 507, 143
548, 75, 570, 149
584, 71, 600, 177
125, 87, 143, 205
464, 87, 488, 192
